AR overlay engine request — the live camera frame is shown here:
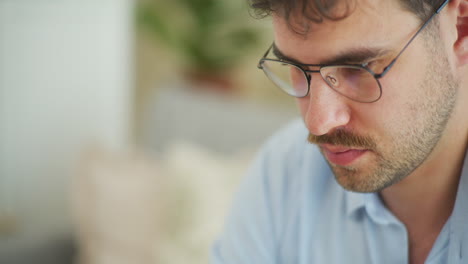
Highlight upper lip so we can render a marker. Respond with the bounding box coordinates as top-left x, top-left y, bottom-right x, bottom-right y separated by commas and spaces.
320, 144, 367, 153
